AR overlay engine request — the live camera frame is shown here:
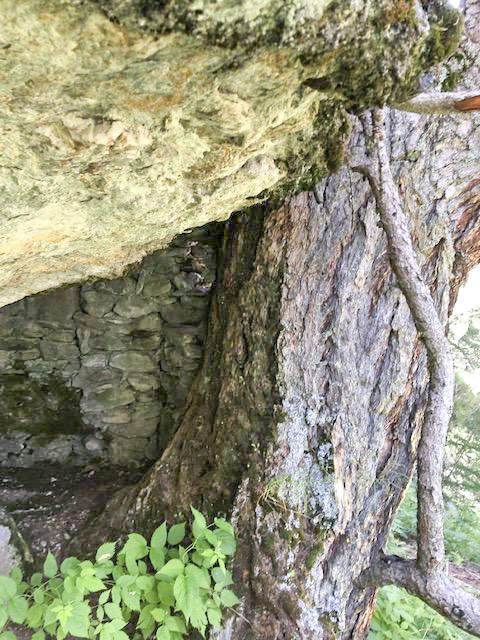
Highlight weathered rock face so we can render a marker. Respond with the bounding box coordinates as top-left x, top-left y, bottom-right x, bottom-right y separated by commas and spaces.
0, 226, 219, 464
0, 0, 461, 306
